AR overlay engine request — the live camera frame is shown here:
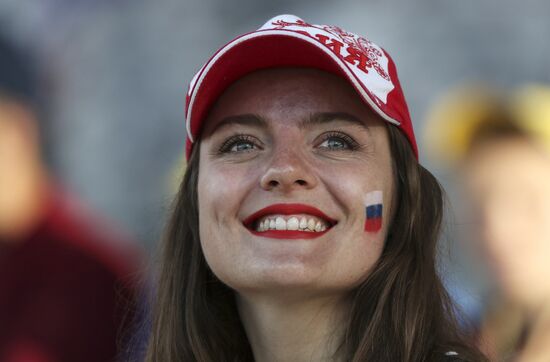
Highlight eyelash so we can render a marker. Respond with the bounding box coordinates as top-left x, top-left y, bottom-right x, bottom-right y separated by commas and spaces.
217, 134, 261, 154
216, 131, 361, 155
317, 131, 361, 151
